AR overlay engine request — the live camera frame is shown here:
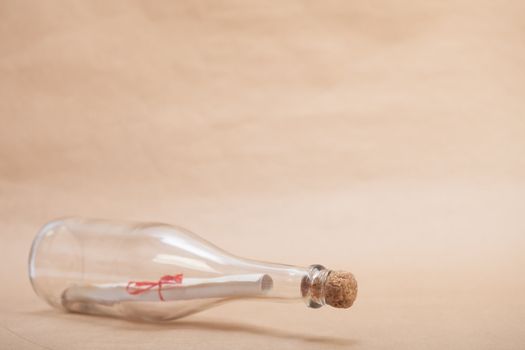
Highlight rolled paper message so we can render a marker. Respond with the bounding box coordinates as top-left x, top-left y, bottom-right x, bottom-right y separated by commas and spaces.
62, 273, 274, 306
